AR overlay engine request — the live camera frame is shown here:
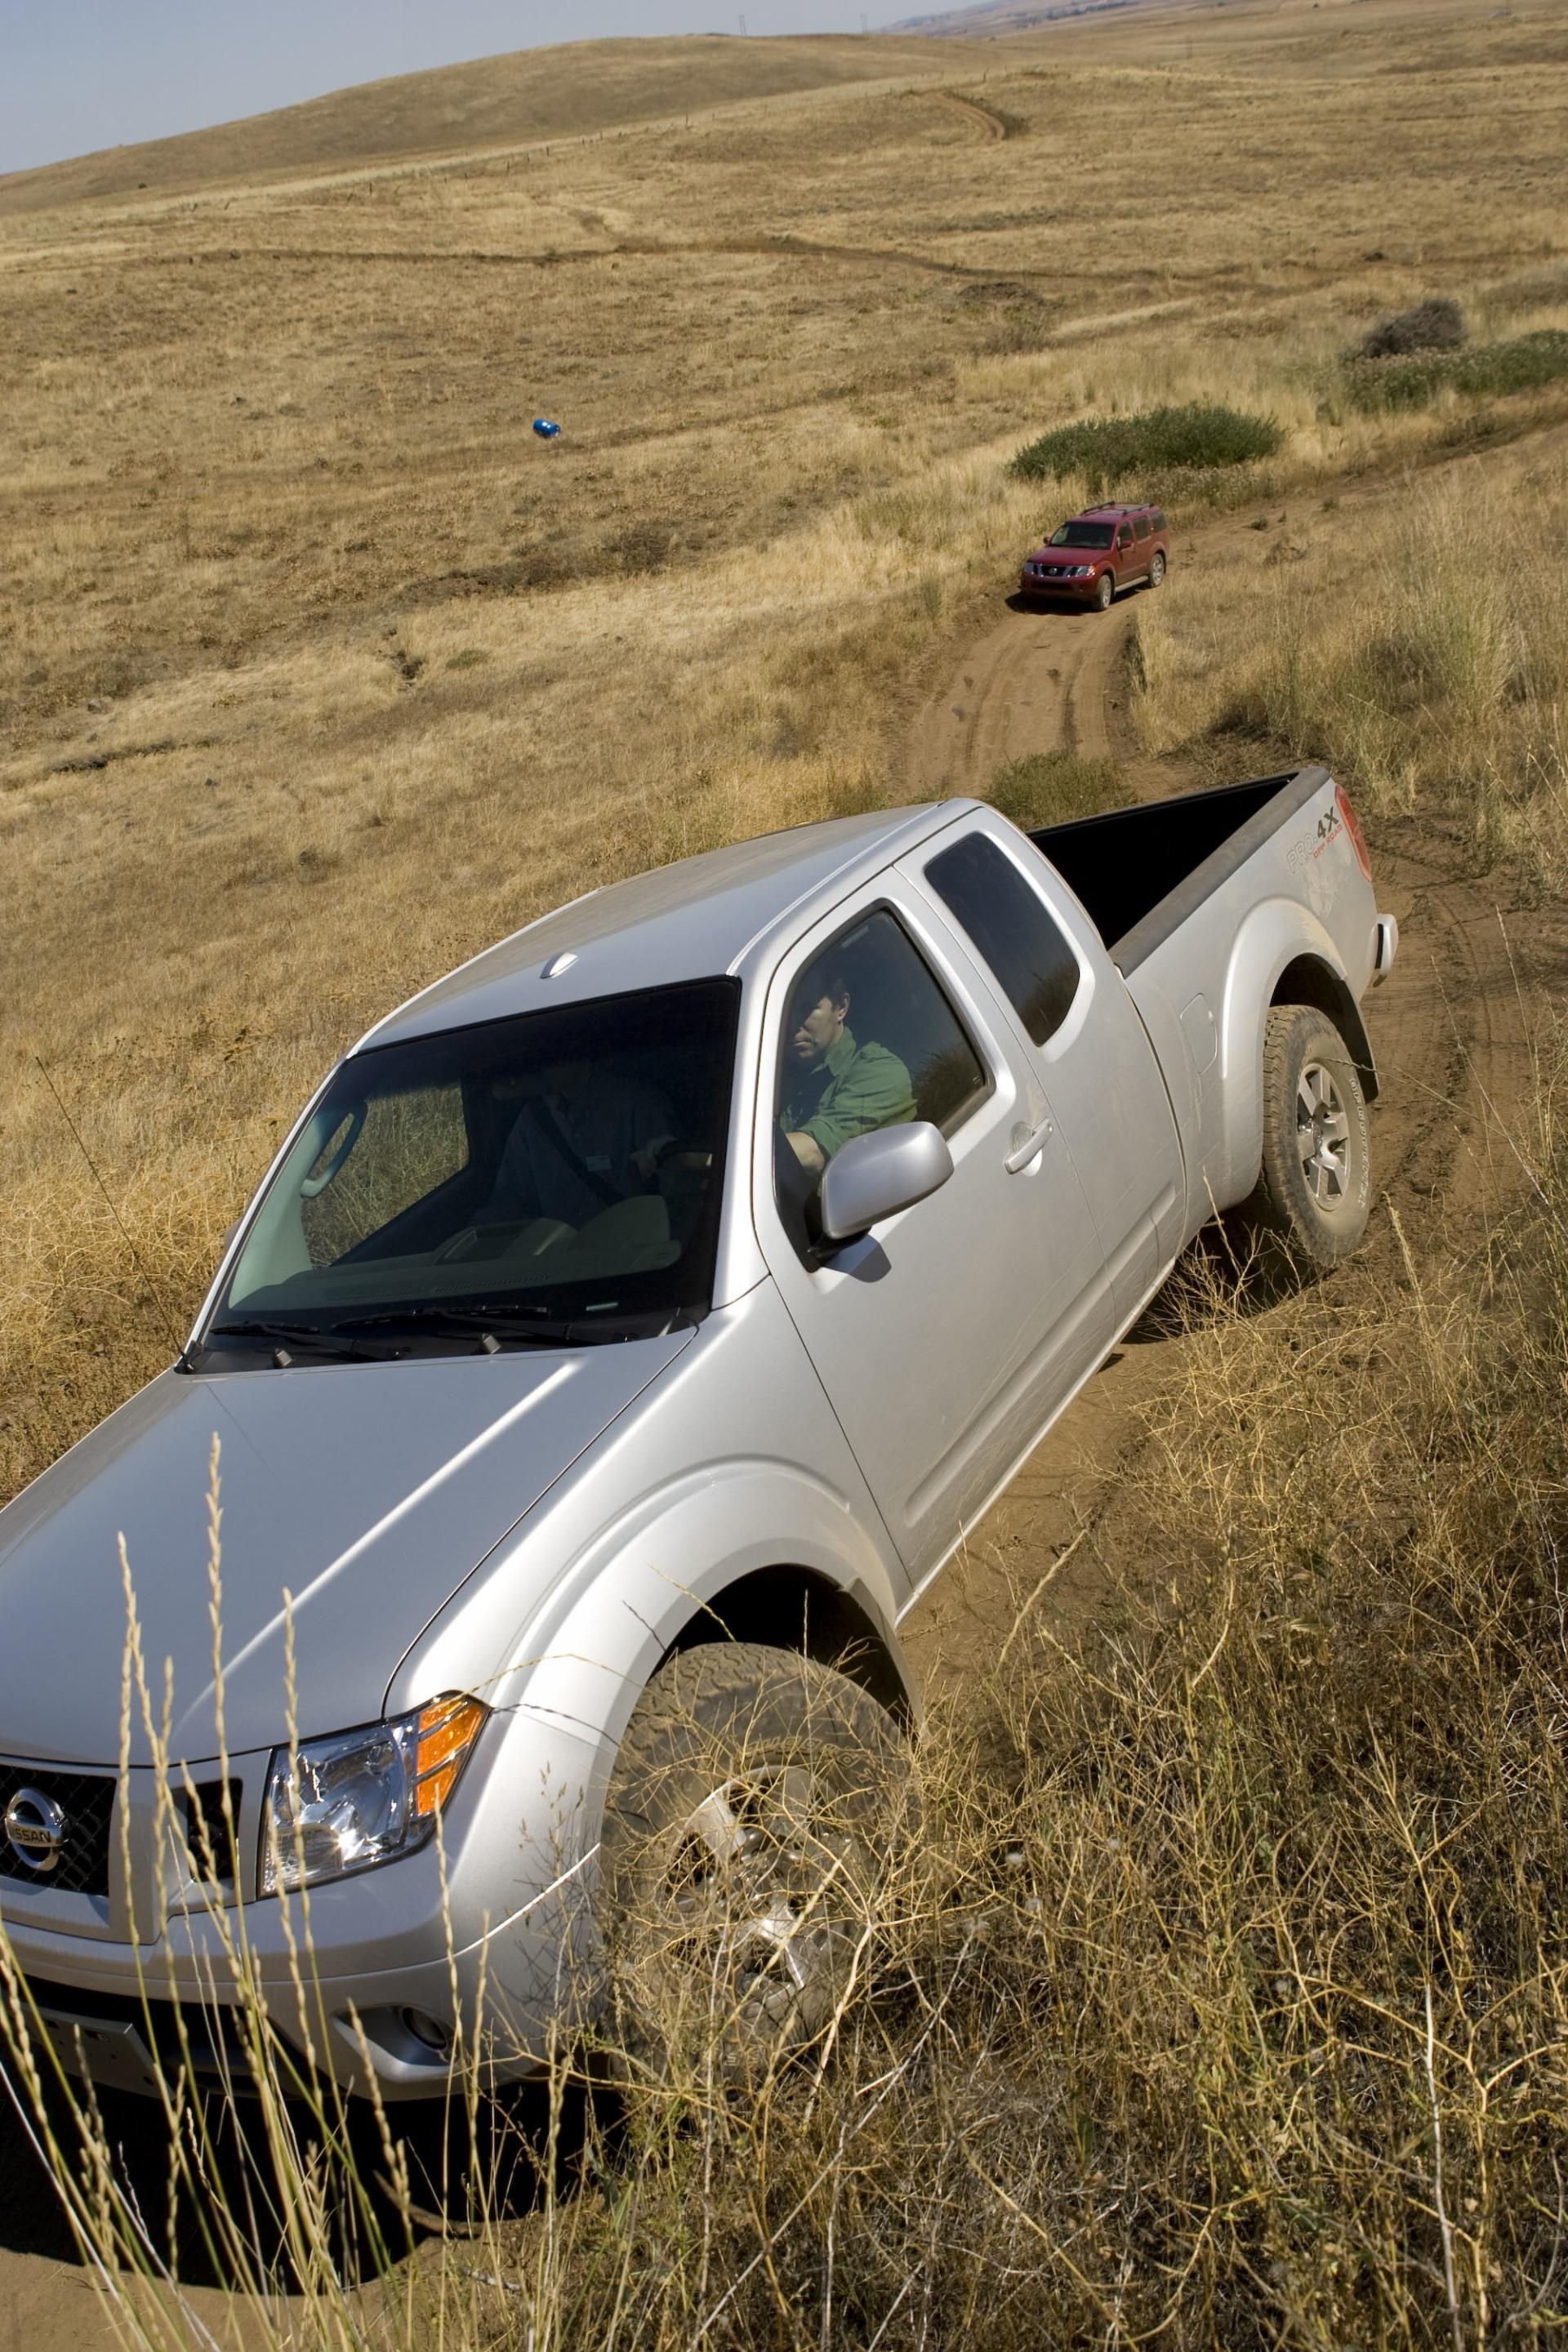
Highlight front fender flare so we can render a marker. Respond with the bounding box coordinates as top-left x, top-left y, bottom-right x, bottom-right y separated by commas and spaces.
396, 1458, 911, 1827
